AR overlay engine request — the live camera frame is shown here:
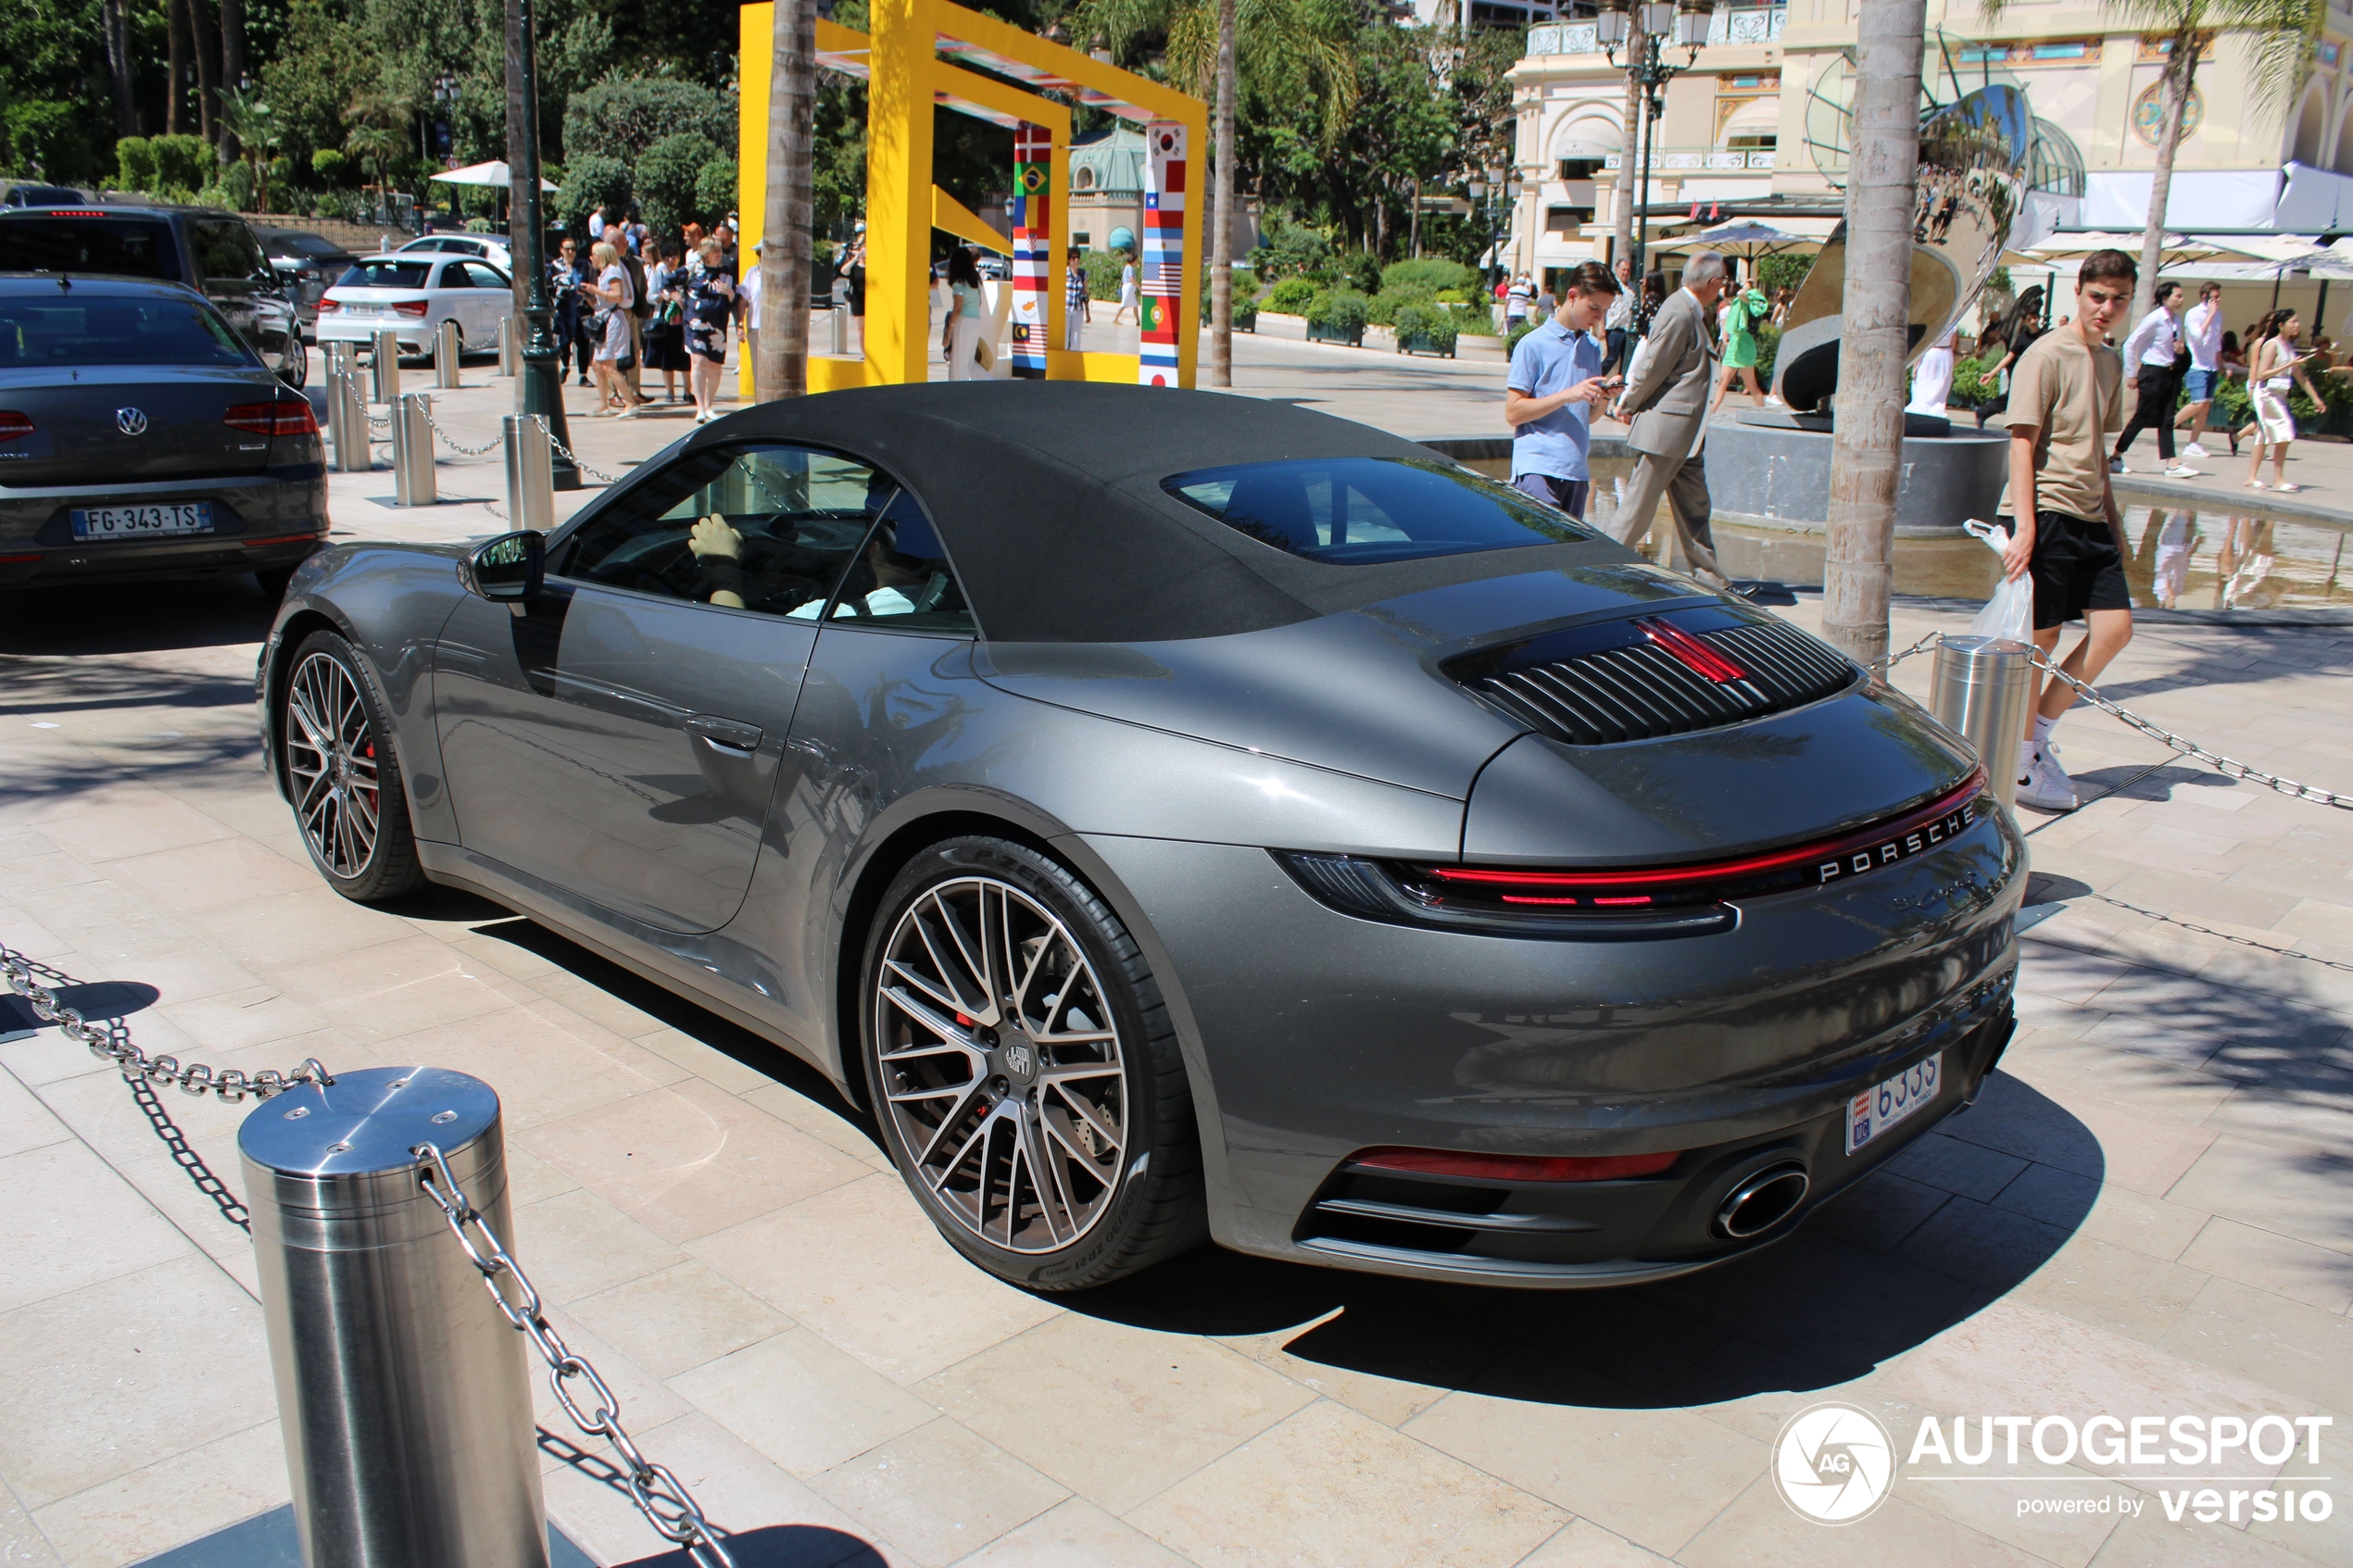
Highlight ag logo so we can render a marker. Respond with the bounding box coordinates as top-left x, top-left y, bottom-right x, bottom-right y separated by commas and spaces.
1771, 1401, 1894, 1524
